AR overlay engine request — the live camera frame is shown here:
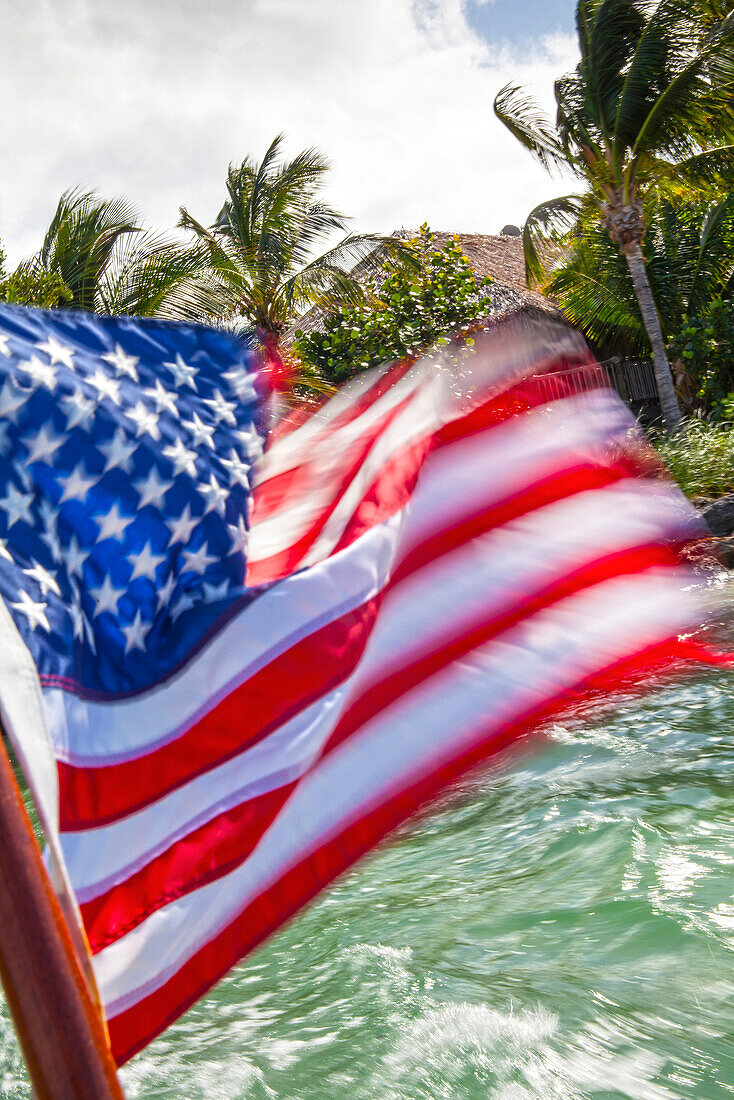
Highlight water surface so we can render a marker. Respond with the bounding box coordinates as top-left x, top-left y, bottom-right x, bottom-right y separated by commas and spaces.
3, 658, 734, 1098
